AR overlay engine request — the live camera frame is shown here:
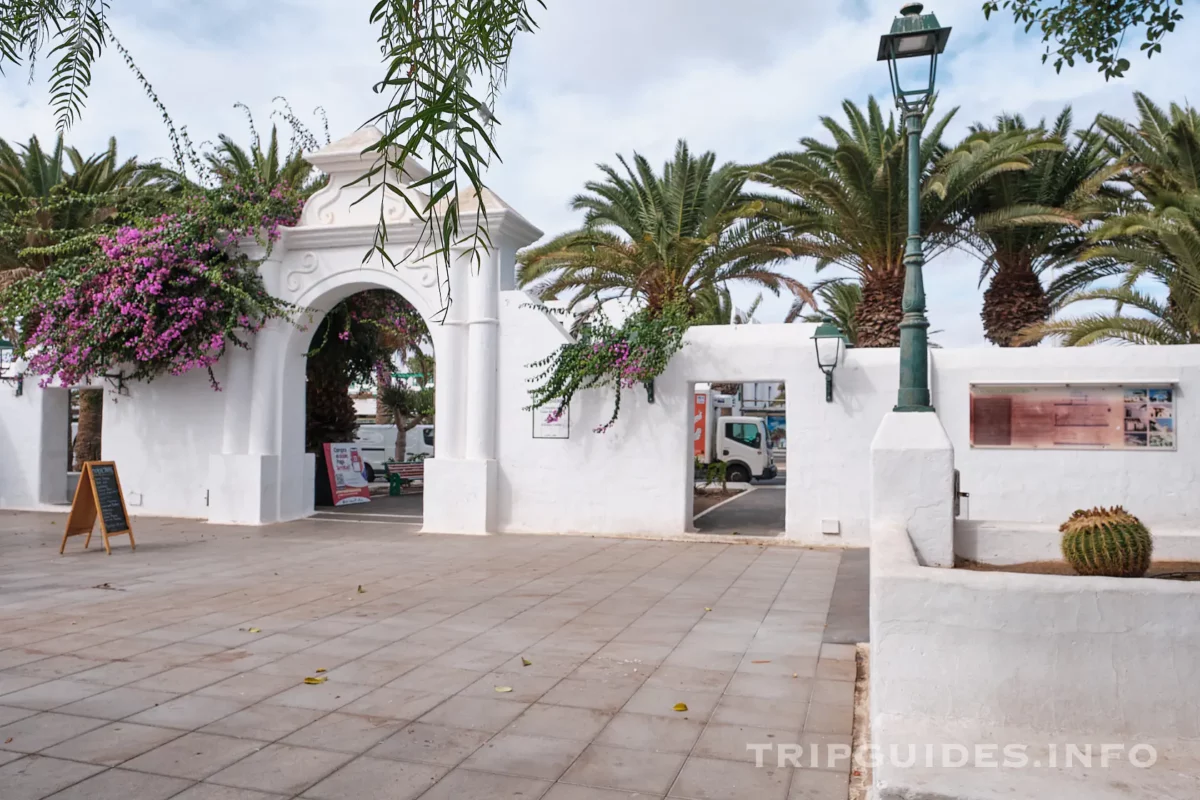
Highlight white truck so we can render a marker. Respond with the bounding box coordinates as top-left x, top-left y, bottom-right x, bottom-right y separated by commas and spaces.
353, 424, 435, 481
693, 391, 776, 483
